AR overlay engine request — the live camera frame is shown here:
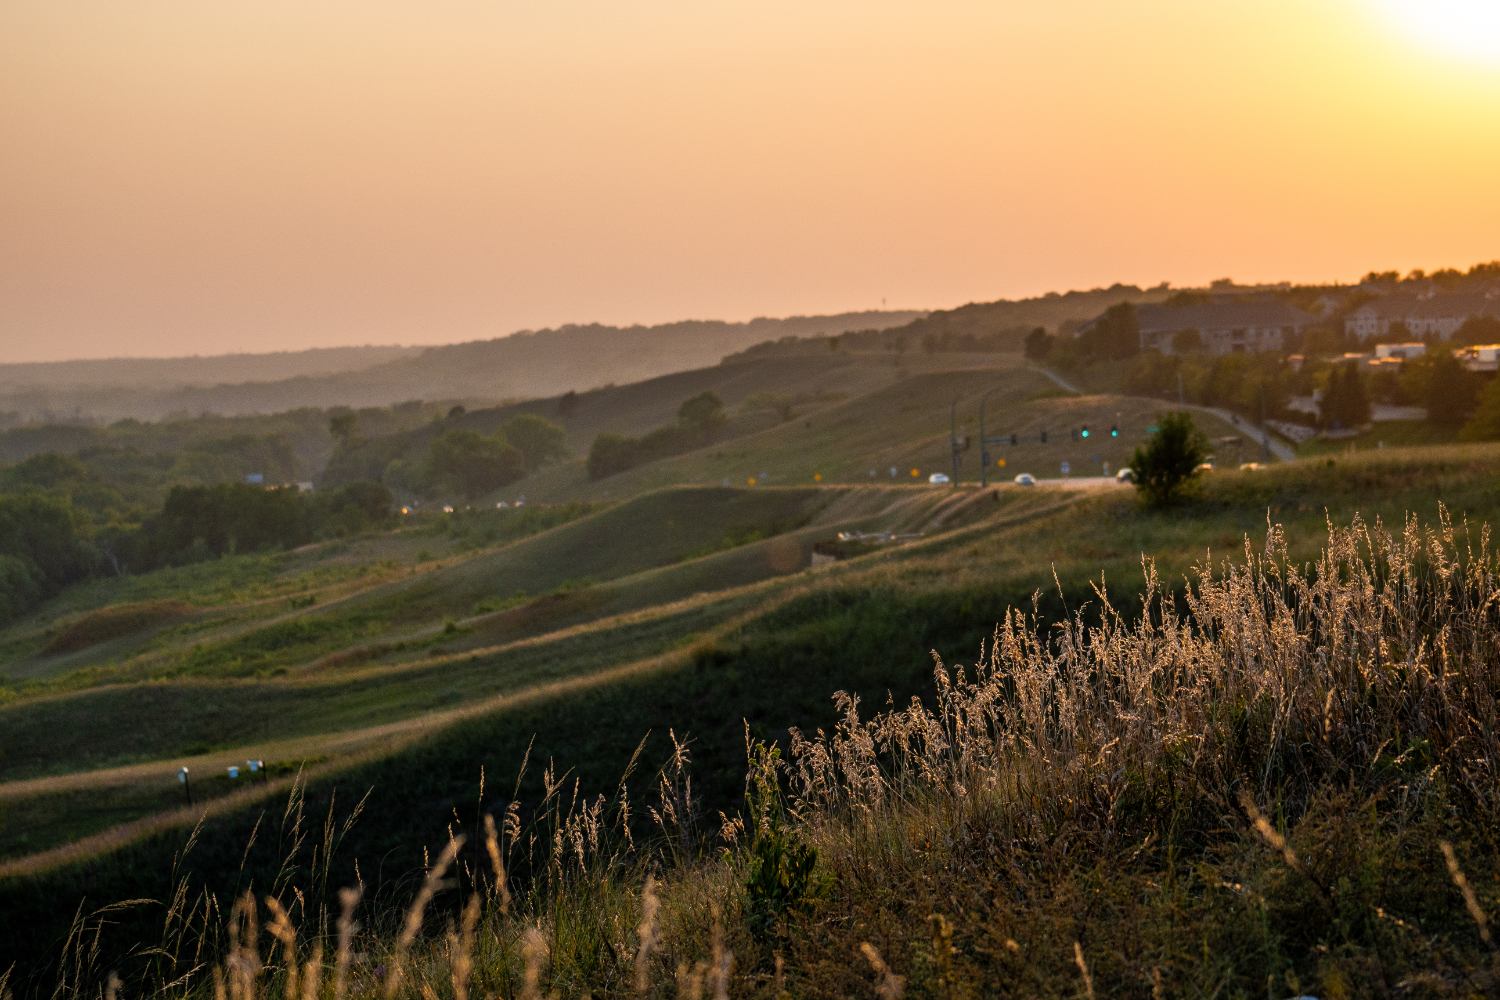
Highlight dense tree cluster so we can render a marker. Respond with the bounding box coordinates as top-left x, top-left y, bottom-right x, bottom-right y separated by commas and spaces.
128, 481, 395, 570
0, 493, 92, 623
330, 412, 568, 500
587, 392, 727, 480
1120, 351, 1304, 422
0, 467, 396, 625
